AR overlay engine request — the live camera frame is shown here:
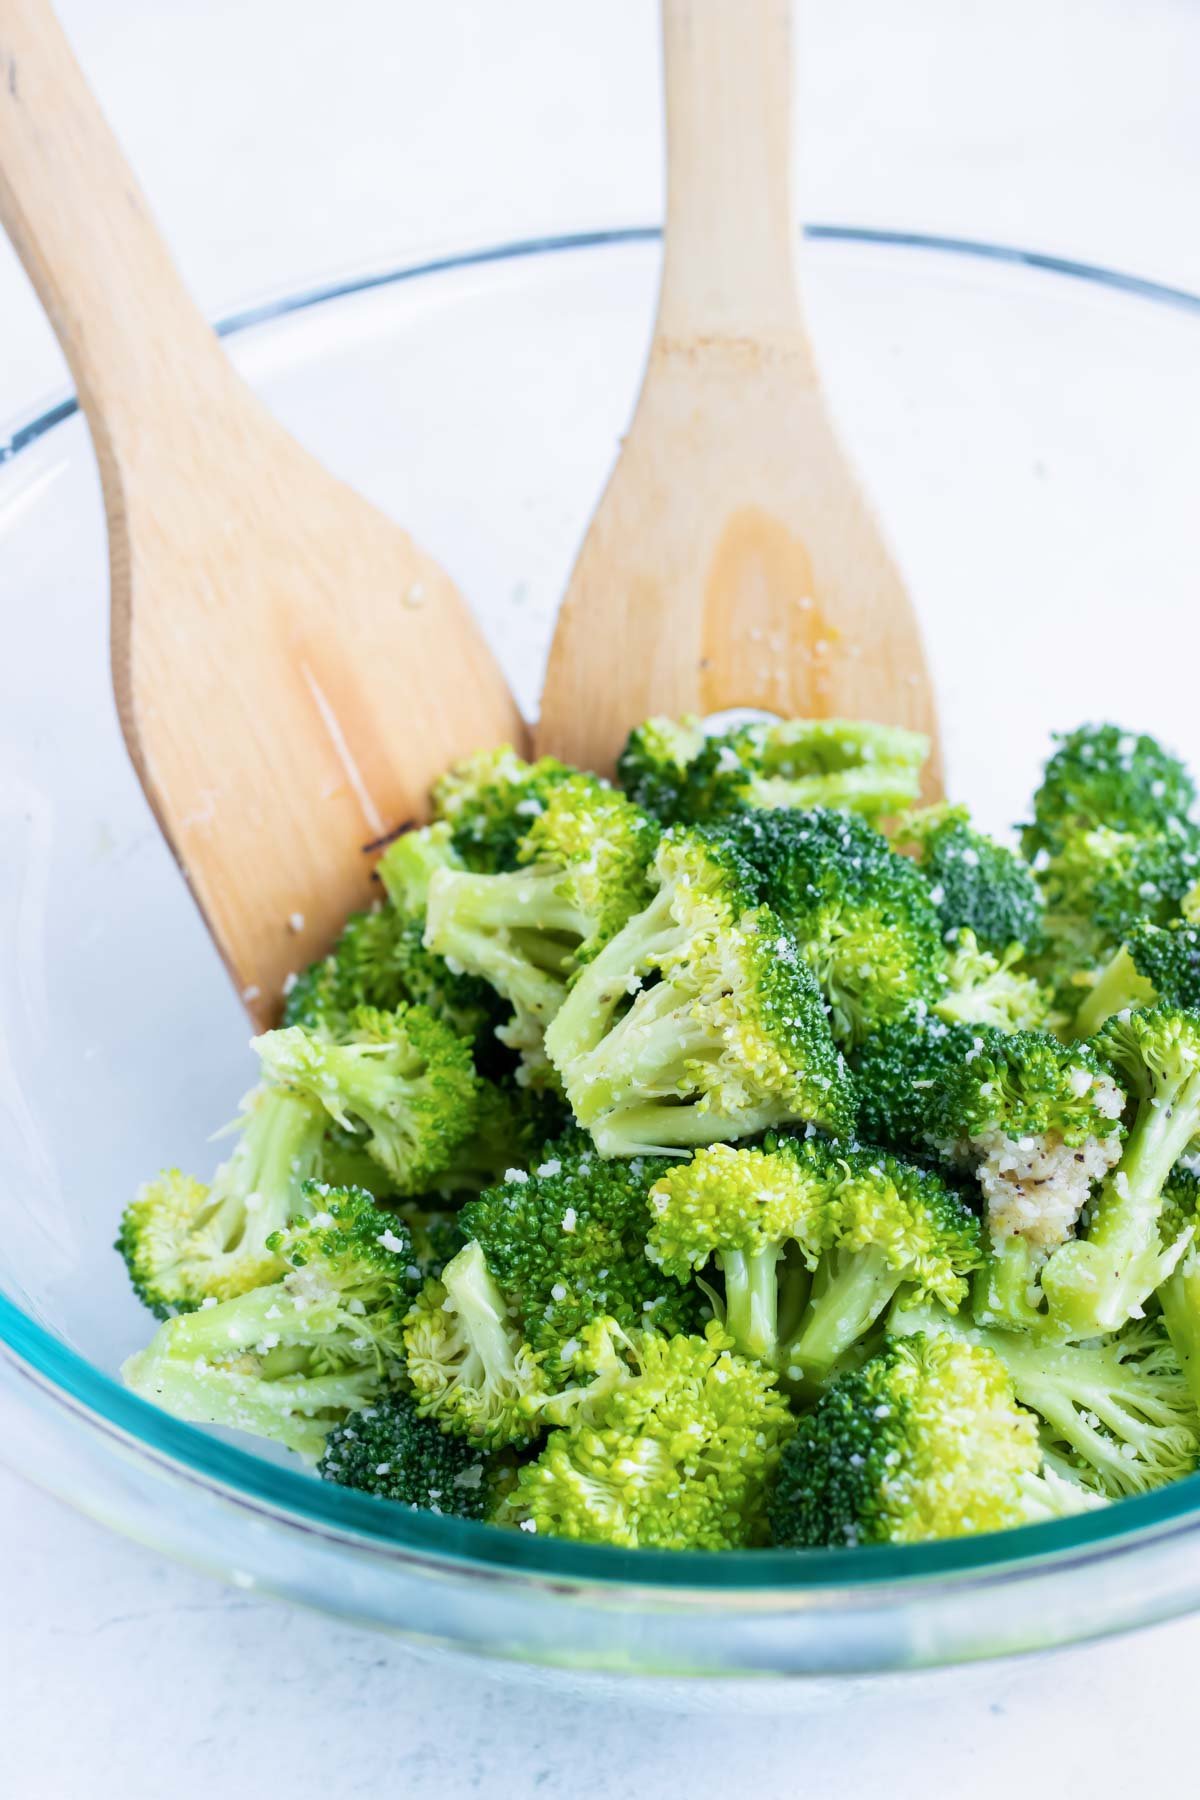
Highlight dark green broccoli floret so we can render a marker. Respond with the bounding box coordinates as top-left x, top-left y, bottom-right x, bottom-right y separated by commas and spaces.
544, 827, 855, 1156
116, 1084, 328, 1317
499, 1317, 795, 1548
1158, 1166, 1200, 1412
1041, 1007, 1200, 1335
254, 1004, 479, 1196
403, 1240, 549, 1448
894, 1305, 1200, 1499
318, 1392, 509, 1519
424, 774, 659, 1071
1022, 723, 1197, 861
726, 808, 944, 1047
617, 716, 928, 827
769, 1334, 1054, 1547
390, 1200, 466, 1283
122, 1185, 416, 1459
647, 1135, 979, 1380
459, 1136, 702, 1379
432, 746, 576, 873
897, 804, 1045, 956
